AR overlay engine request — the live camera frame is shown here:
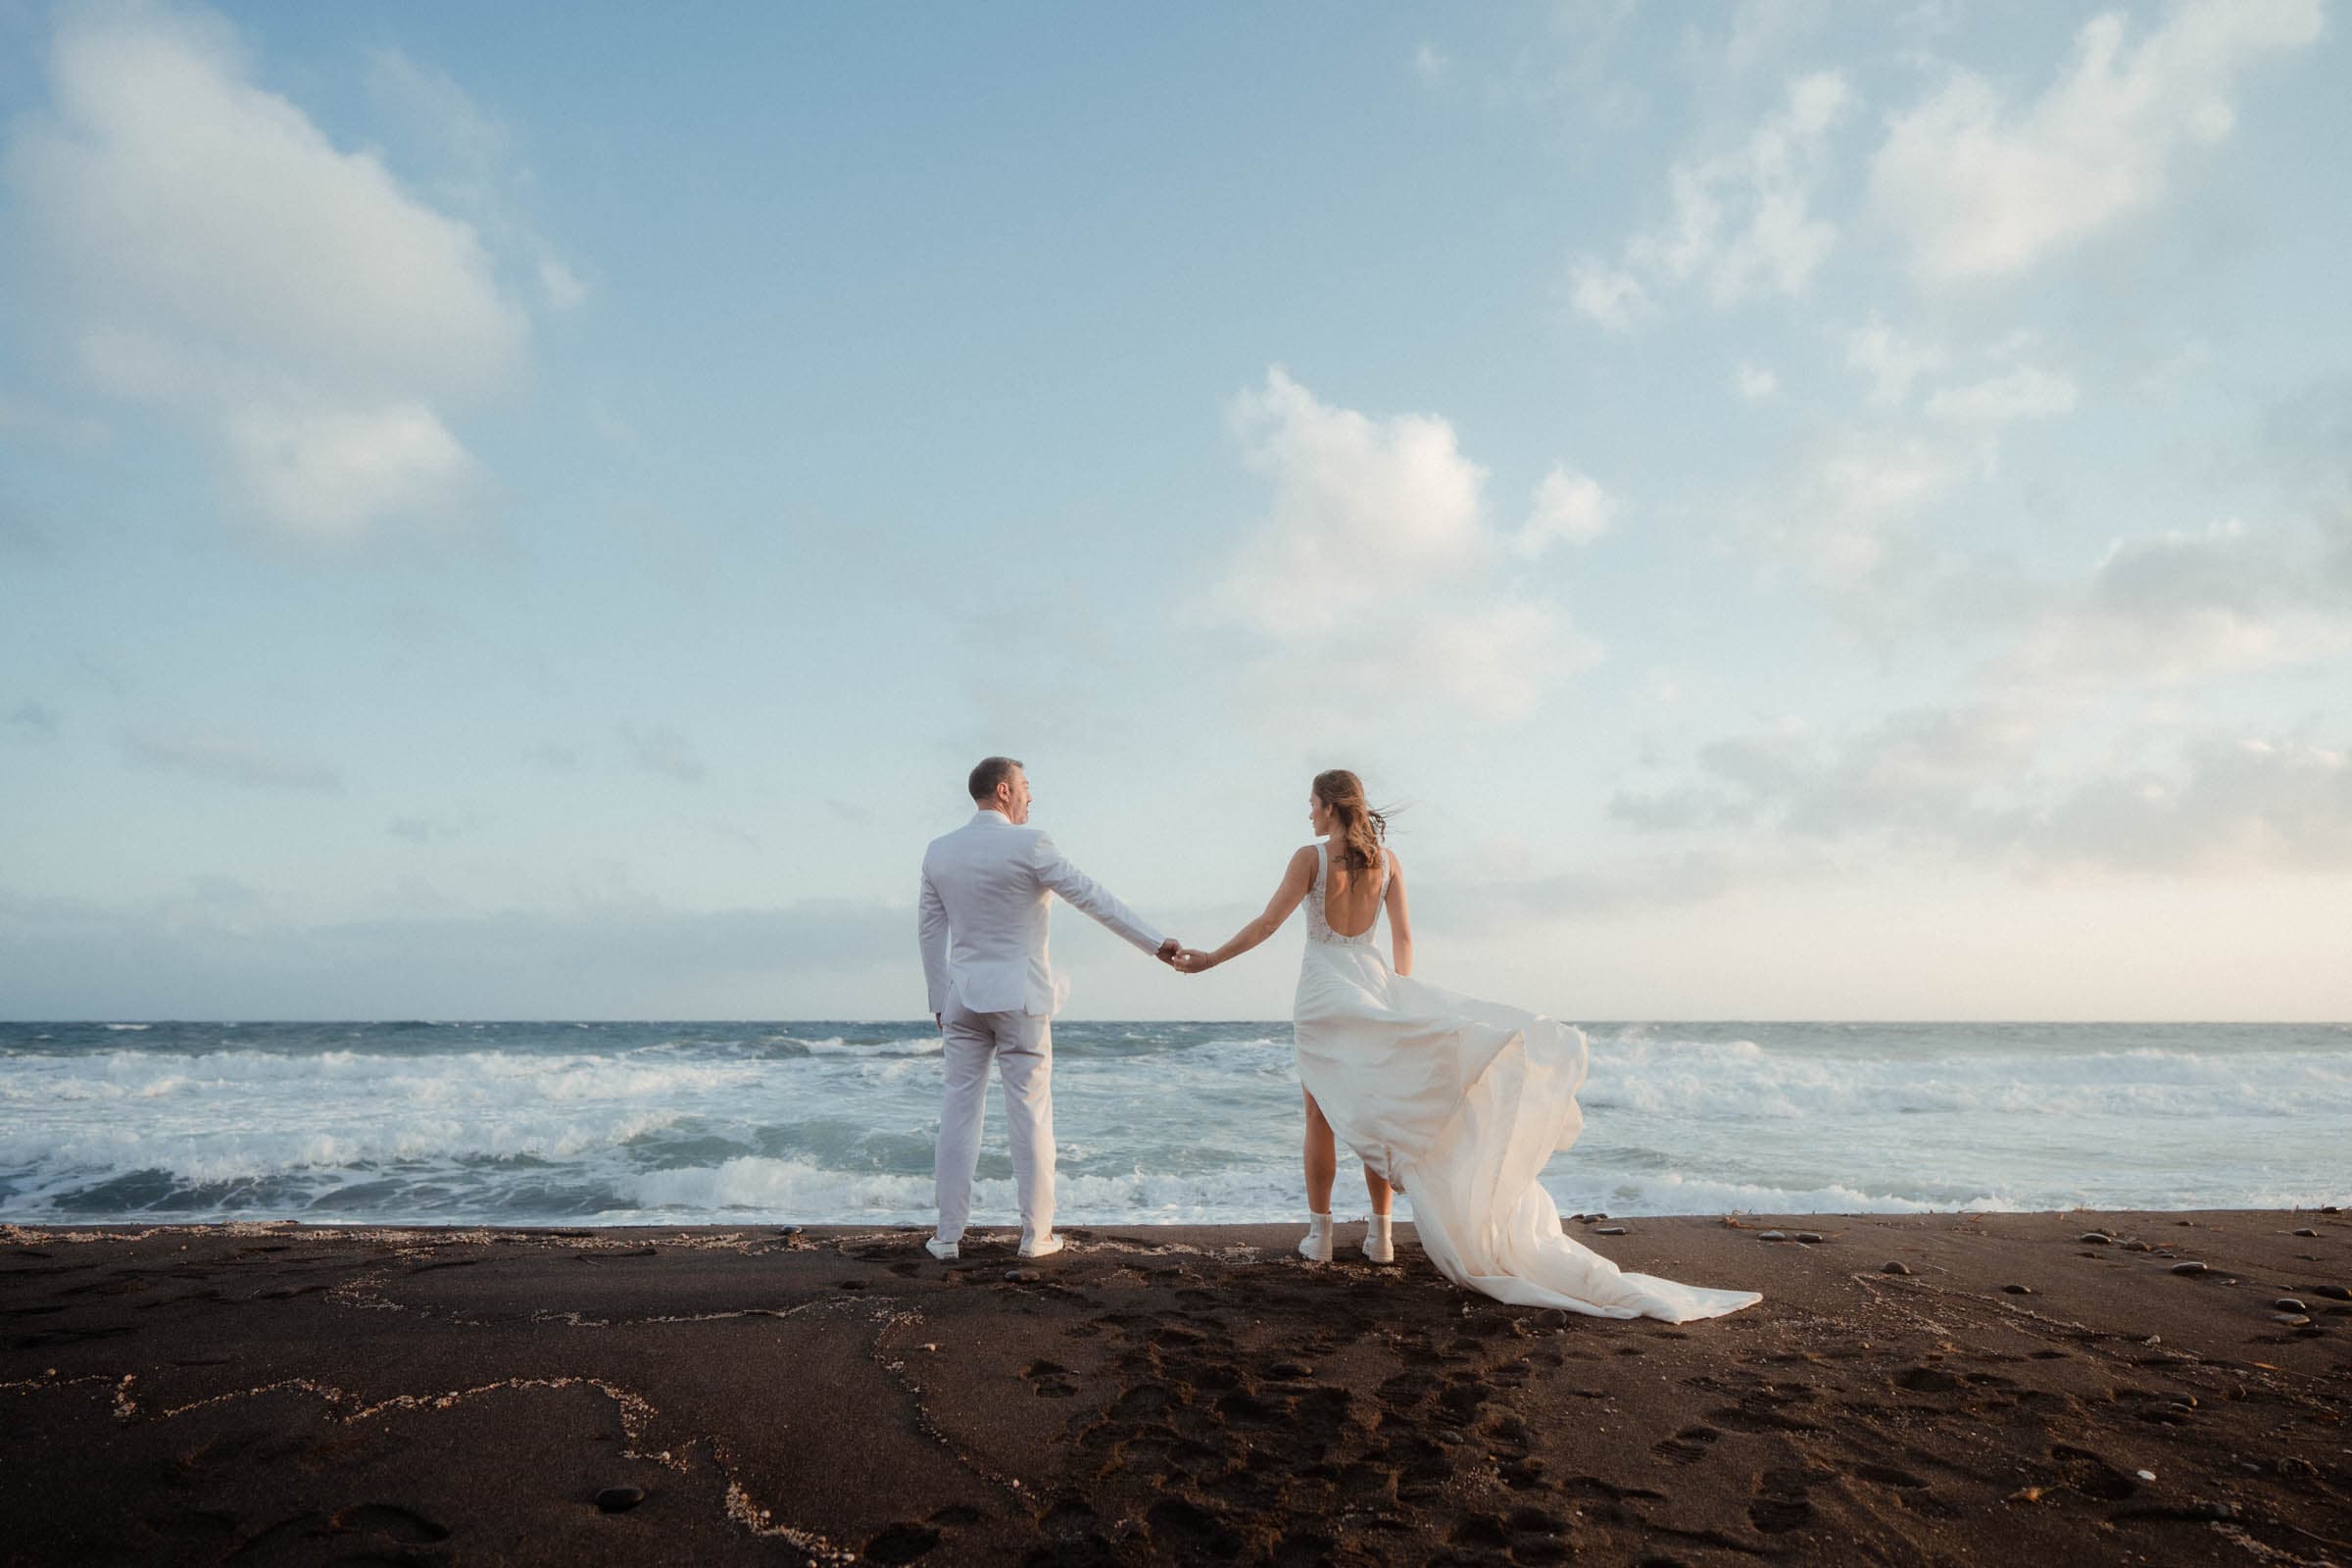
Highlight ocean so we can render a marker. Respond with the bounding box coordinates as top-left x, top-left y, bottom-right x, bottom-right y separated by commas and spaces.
1, 1020, 2345, 1229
